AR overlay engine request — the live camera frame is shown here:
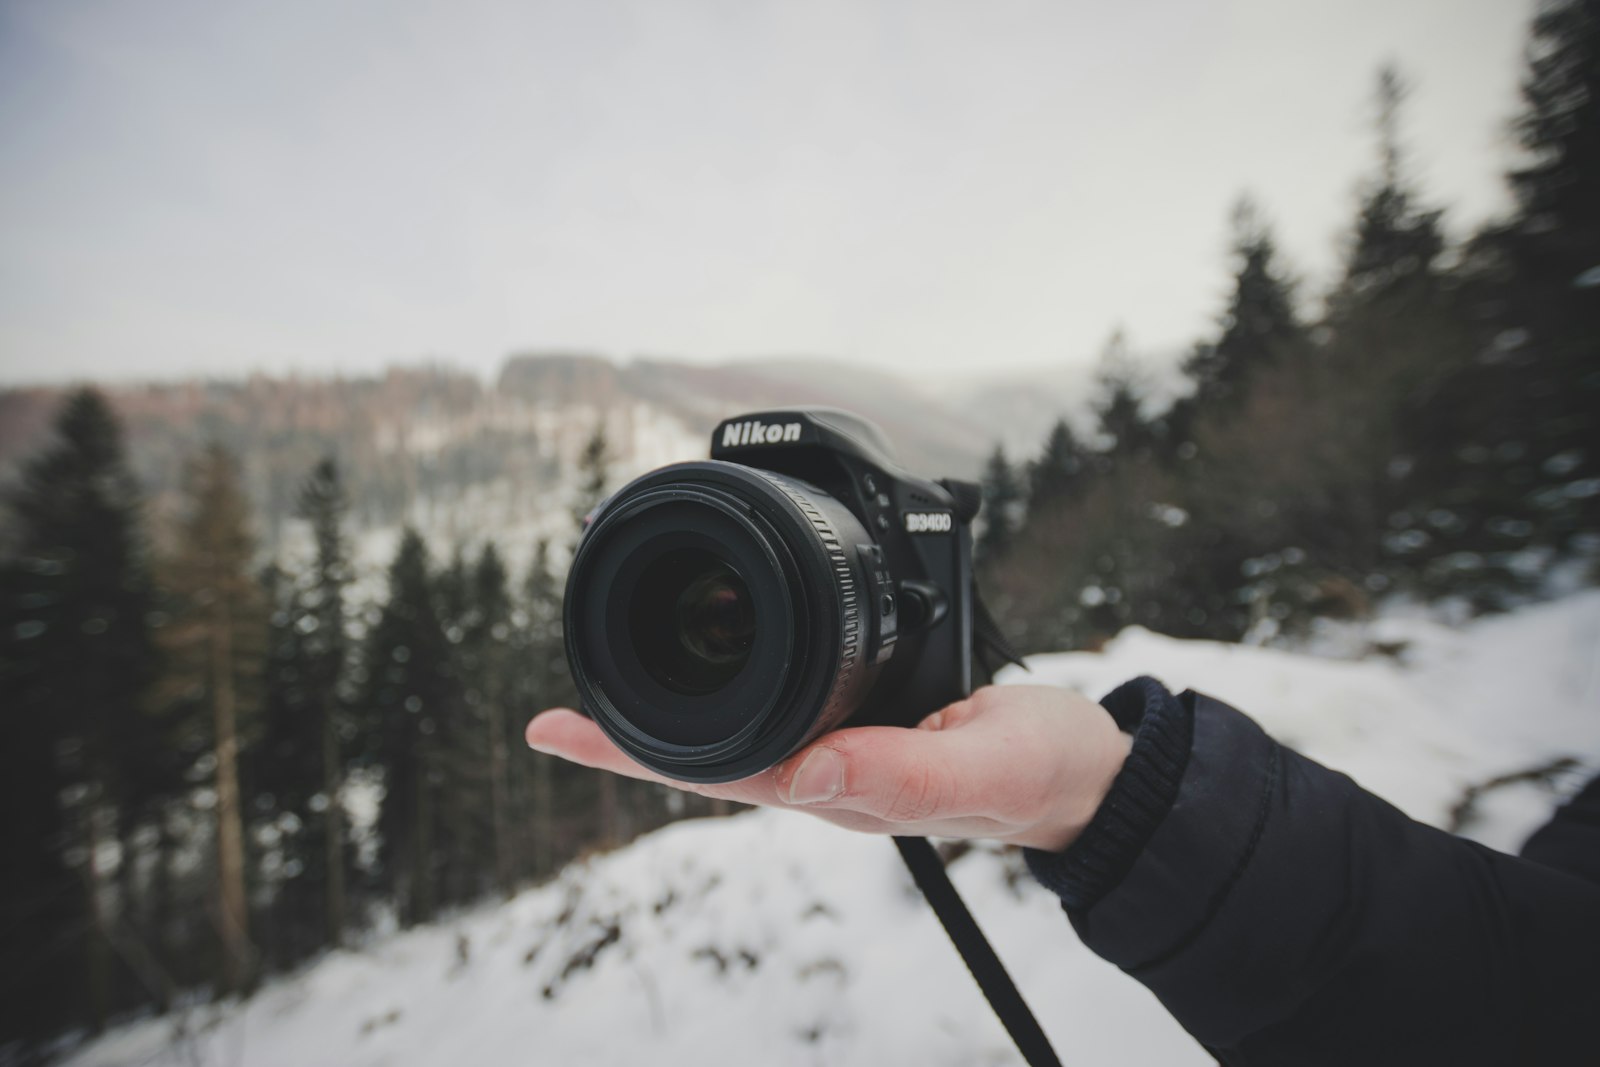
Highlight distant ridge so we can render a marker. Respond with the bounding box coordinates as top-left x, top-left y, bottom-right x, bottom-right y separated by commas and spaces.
0, 353, 1099, 565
